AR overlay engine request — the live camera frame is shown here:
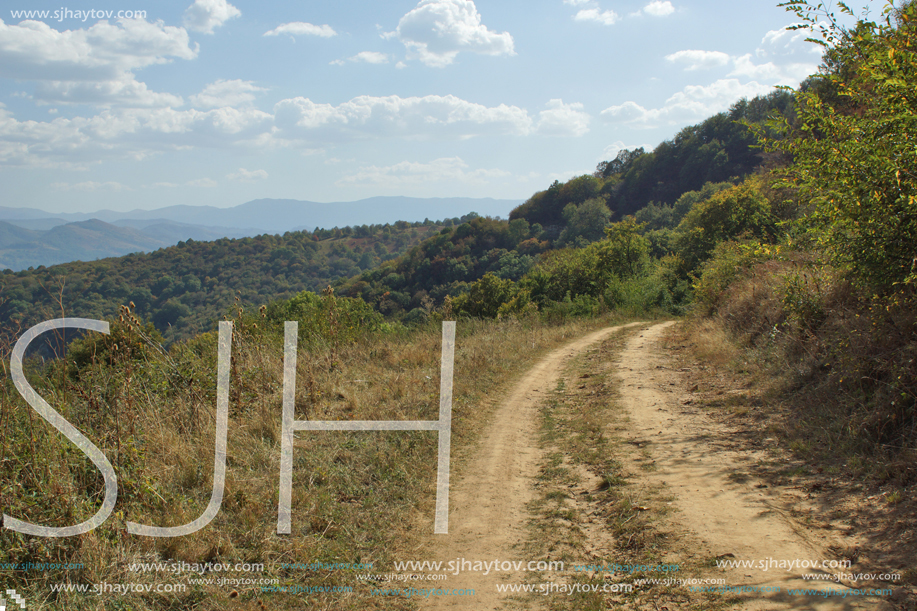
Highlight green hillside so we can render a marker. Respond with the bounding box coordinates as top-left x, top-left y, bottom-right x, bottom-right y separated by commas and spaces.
509, 90, 794, 230
0, 218, 466, 343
